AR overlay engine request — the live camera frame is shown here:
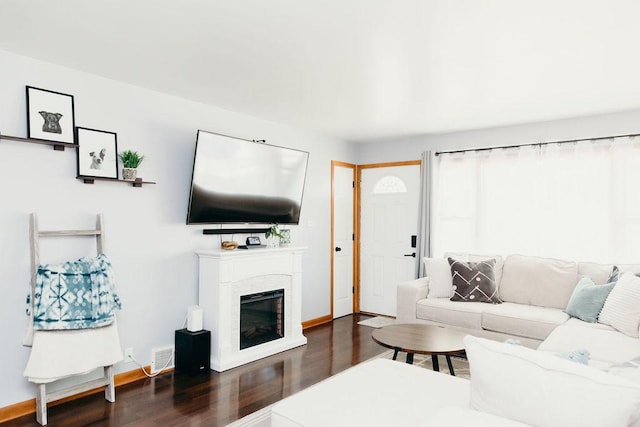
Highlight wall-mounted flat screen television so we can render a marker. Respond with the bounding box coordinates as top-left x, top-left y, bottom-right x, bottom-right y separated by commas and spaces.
186, 130, 309, 225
